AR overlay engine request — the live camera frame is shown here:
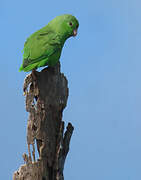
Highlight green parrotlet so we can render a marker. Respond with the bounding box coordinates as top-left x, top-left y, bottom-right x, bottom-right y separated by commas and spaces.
19, 14, 79, 72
